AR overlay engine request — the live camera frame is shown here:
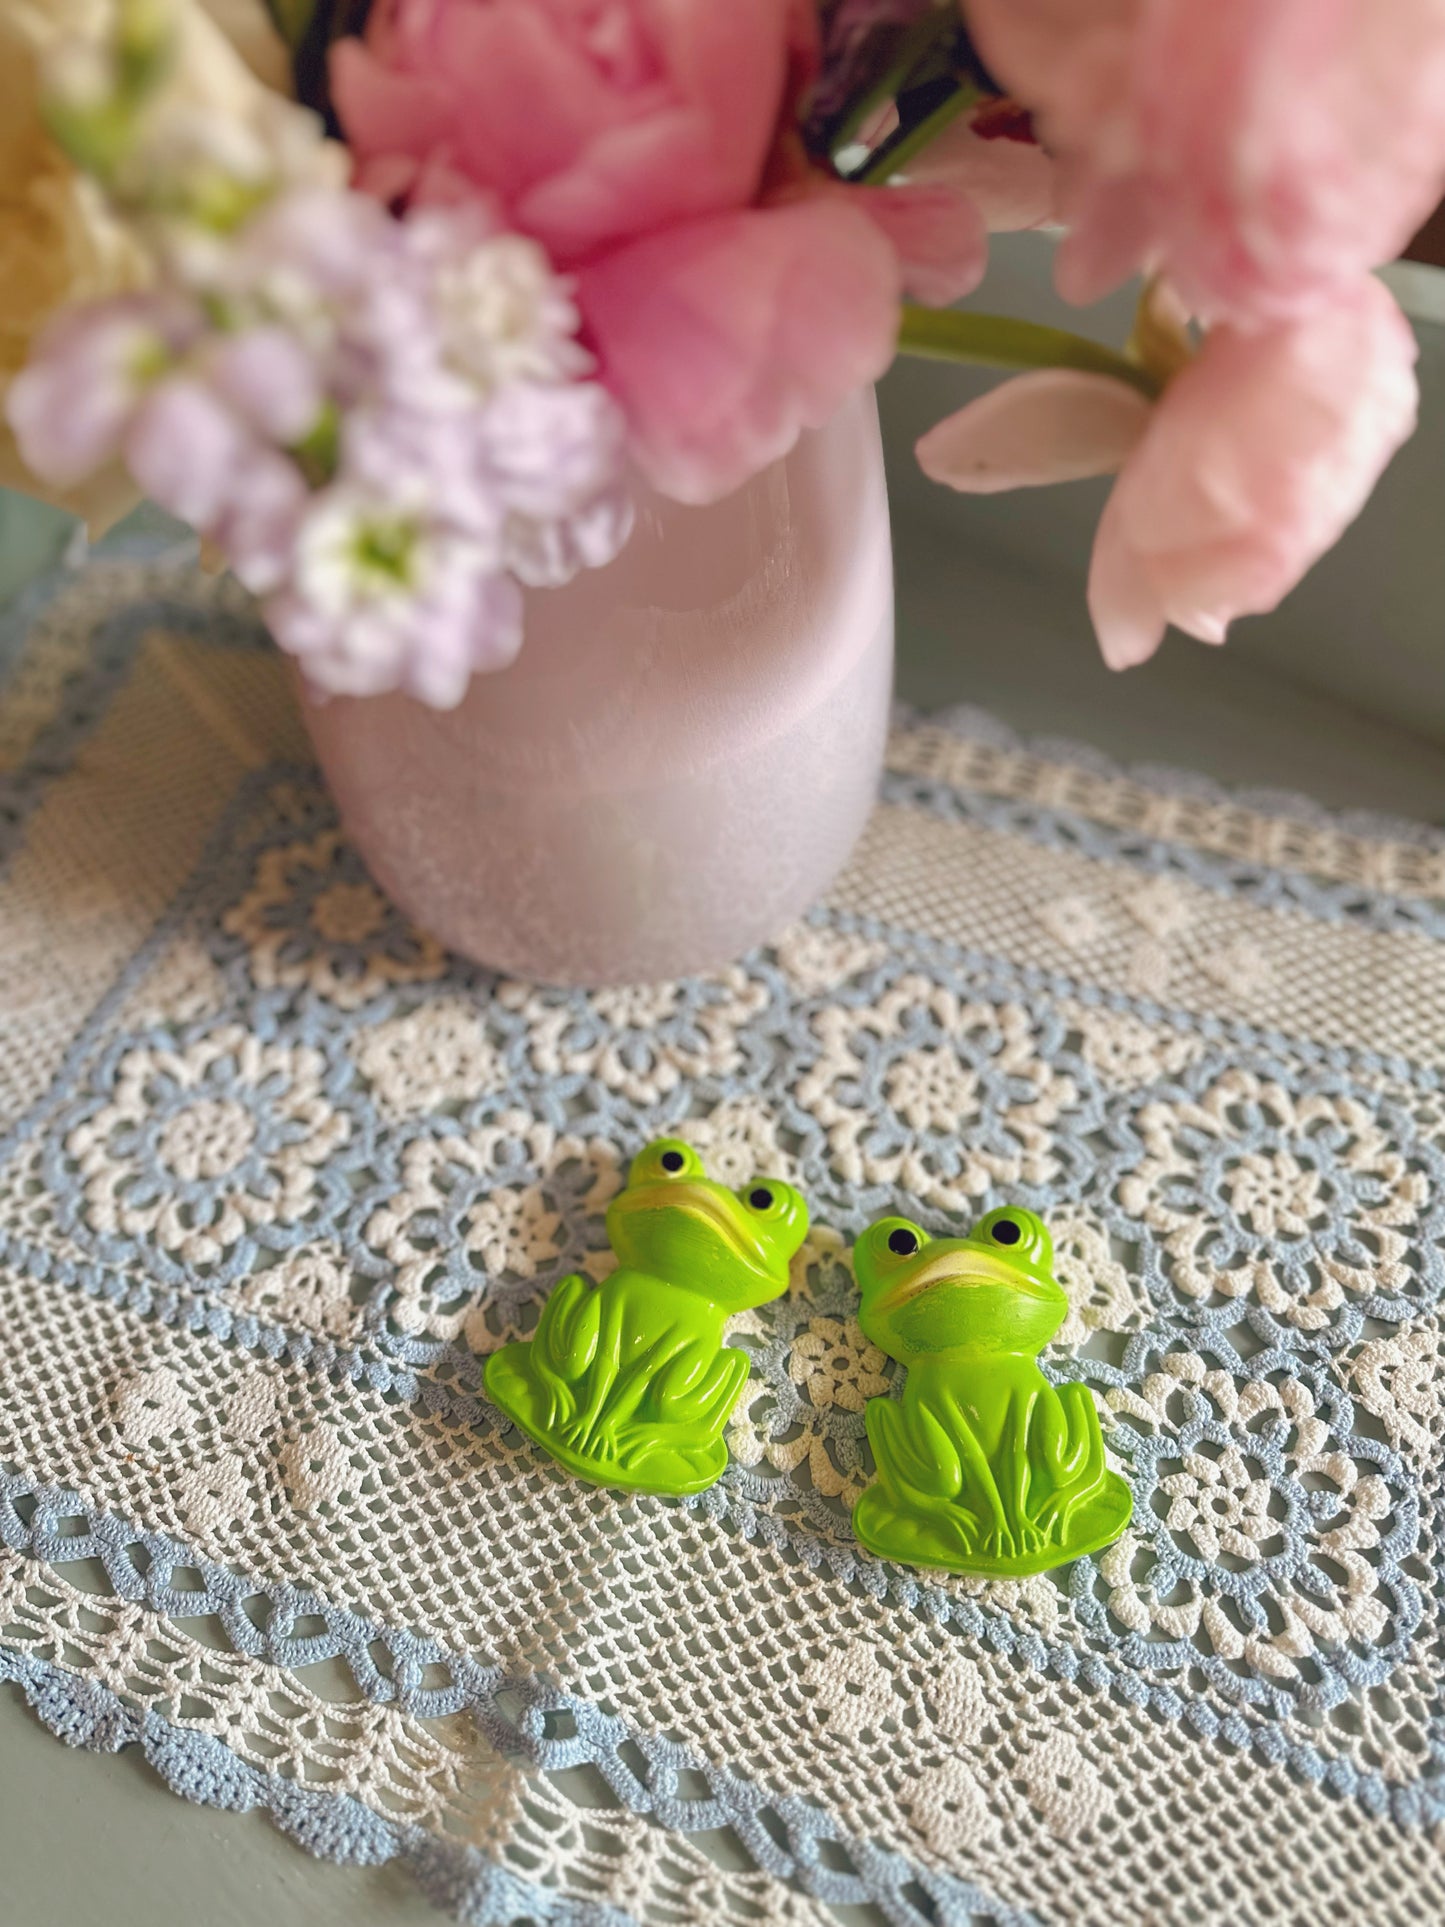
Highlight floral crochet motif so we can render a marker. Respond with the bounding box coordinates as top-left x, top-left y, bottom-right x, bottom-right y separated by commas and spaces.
240, 1245, 364, 1340
1101, 1064, 1445, 1343
1344, 1322, 1445, 1471
223, 830, 448, 1008
772, 920, 886, 997
1048, 1213, 1152, 1352
1080, 1341, 1419, 1712
352, 1113, 619, 1348
787, 1315, 890, 1413
55, 1023, 353, 1287
795, 974, 1097, 1222
497, 966, 774, 1106
351, 1000, 503, 1117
